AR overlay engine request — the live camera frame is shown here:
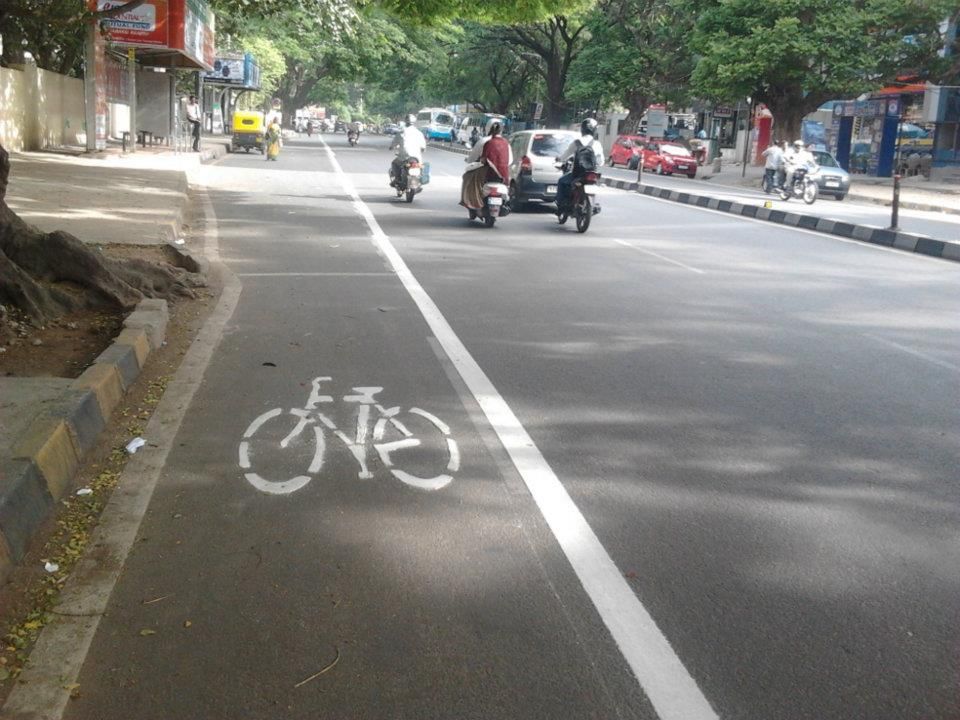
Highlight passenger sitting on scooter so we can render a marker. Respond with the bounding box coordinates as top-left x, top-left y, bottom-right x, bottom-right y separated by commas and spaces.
460, 121, 512, 210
